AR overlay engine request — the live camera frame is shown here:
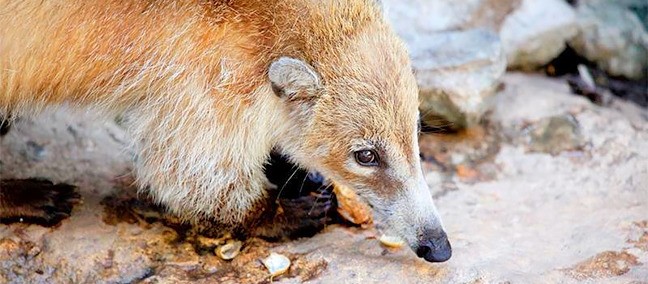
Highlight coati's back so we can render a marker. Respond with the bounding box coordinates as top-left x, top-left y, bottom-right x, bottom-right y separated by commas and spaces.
0, 0, 287, 115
